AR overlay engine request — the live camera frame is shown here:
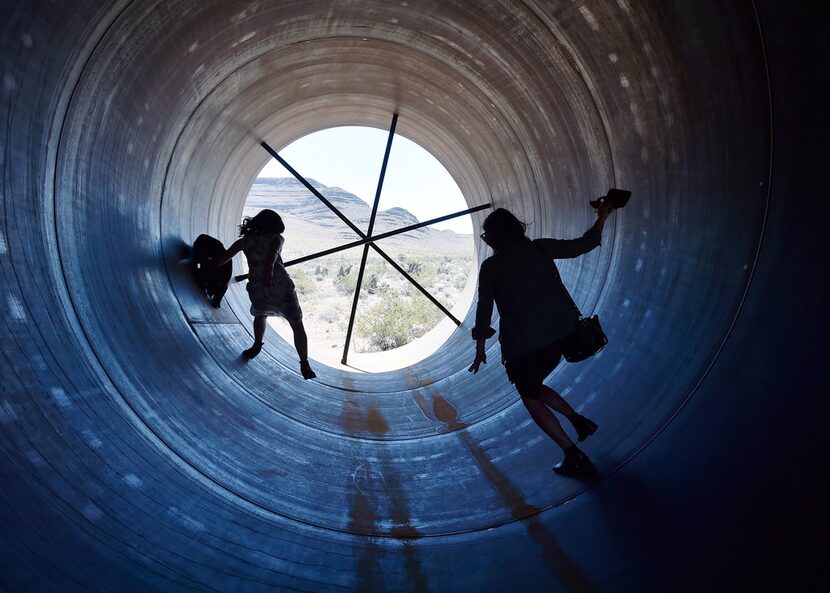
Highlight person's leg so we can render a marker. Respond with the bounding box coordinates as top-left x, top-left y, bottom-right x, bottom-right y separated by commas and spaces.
519, 384, 596, 478
539, 385, 576, 416
288, 319, 308, 361
539, 384, 599, 442
243, 316, 267, 359
253, 315, 267, 343
521, 395, 574, 451
289, 319, 316, 379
